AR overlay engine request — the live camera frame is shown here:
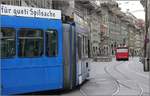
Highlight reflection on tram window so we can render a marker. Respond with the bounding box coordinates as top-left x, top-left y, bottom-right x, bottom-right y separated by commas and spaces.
18, 28, 43, 57
0, 27, 16, 58
46, 29, 58, 57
